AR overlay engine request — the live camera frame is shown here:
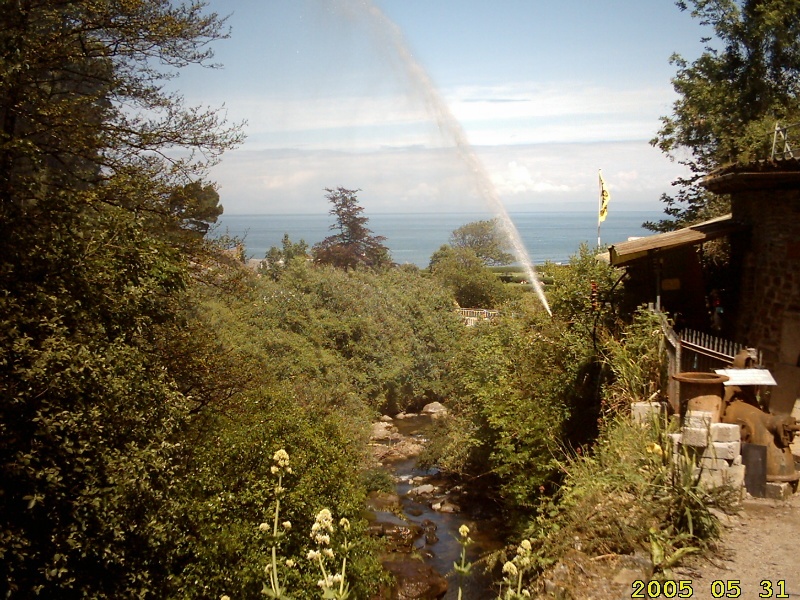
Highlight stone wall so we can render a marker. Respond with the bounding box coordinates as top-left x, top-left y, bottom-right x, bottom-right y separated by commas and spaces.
731, 188, 800, 412
731, 189, 800, 364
